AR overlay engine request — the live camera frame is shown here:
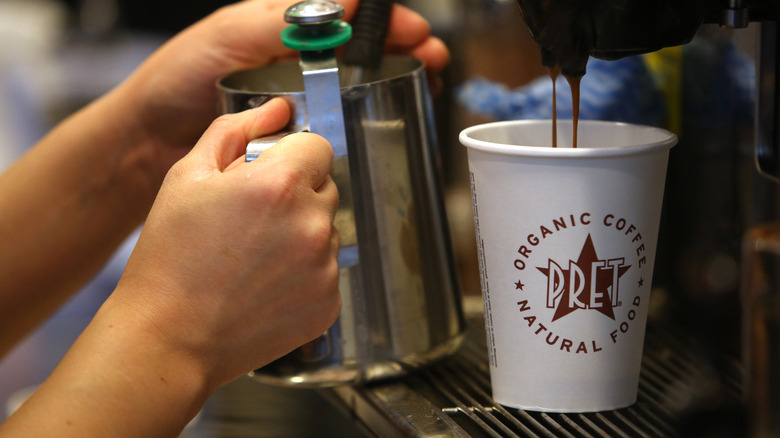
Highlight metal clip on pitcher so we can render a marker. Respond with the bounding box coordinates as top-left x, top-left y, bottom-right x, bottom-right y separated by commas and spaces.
235, 0, 465, 387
